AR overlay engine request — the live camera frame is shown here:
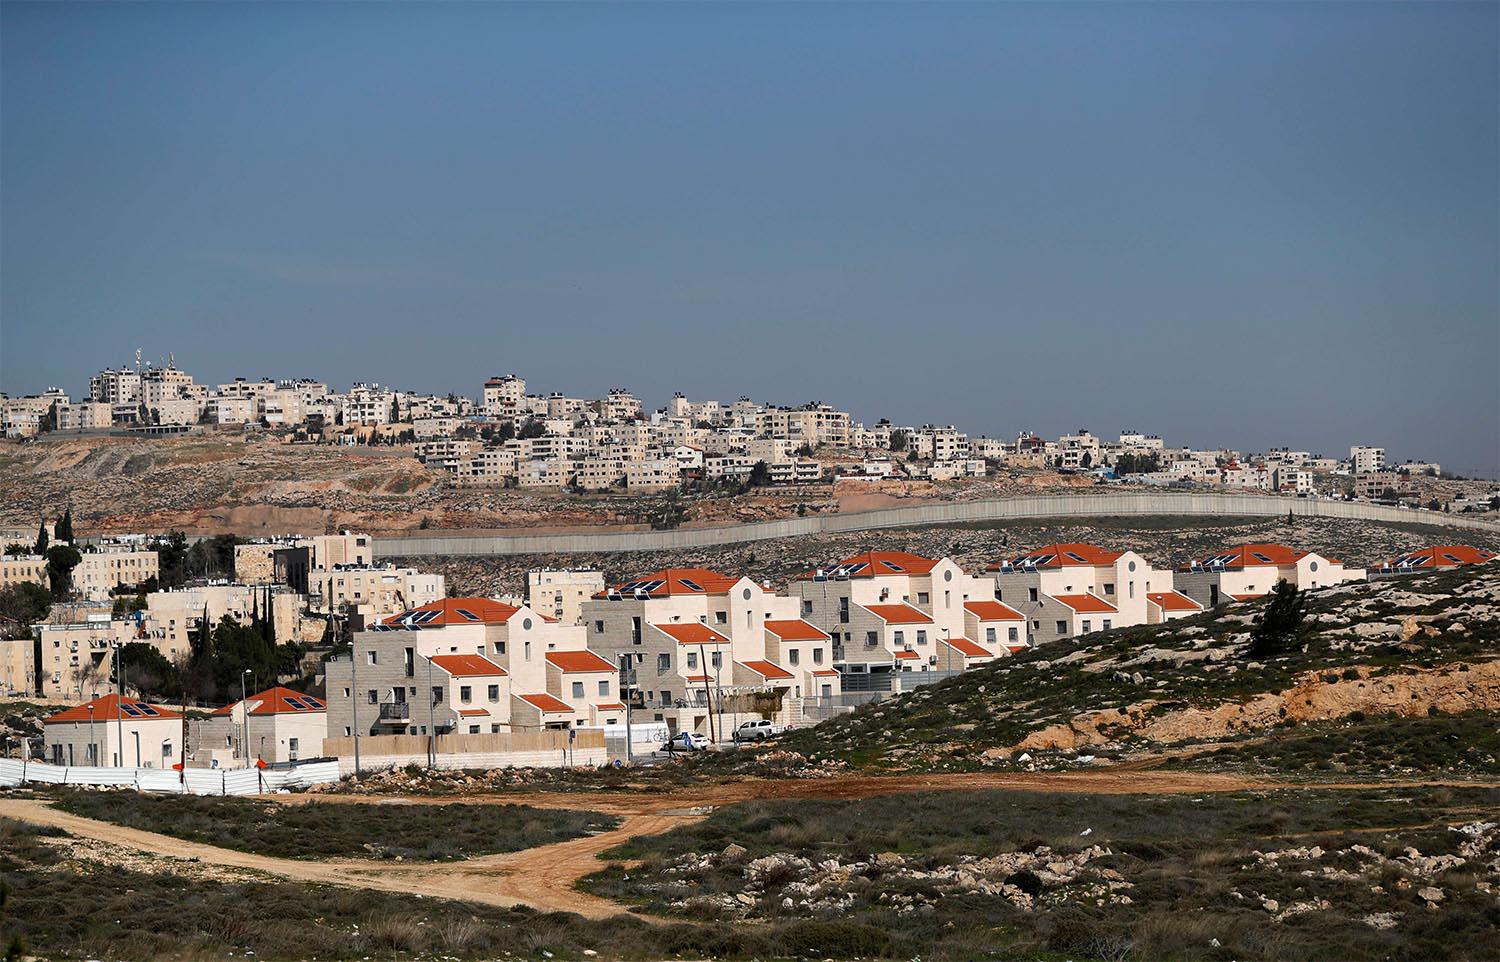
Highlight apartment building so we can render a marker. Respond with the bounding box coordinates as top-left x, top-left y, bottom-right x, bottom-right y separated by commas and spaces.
1350, 446, 1387, 474
1173, 544, 1366, 608
31, 617, 136, 700
71, 545, 161, 601
325, 597, 595, 741
482, 375, 526, 415
306, 565, 445, 622
202, 687, 328, 765
986, 543, 1171, 644
526, 569, 606, 625
791, 550, 1004, 672
580, 568, 810, 721
143, 583, 305, 656
0, 555, 46, 591
43, 694, 183, 768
